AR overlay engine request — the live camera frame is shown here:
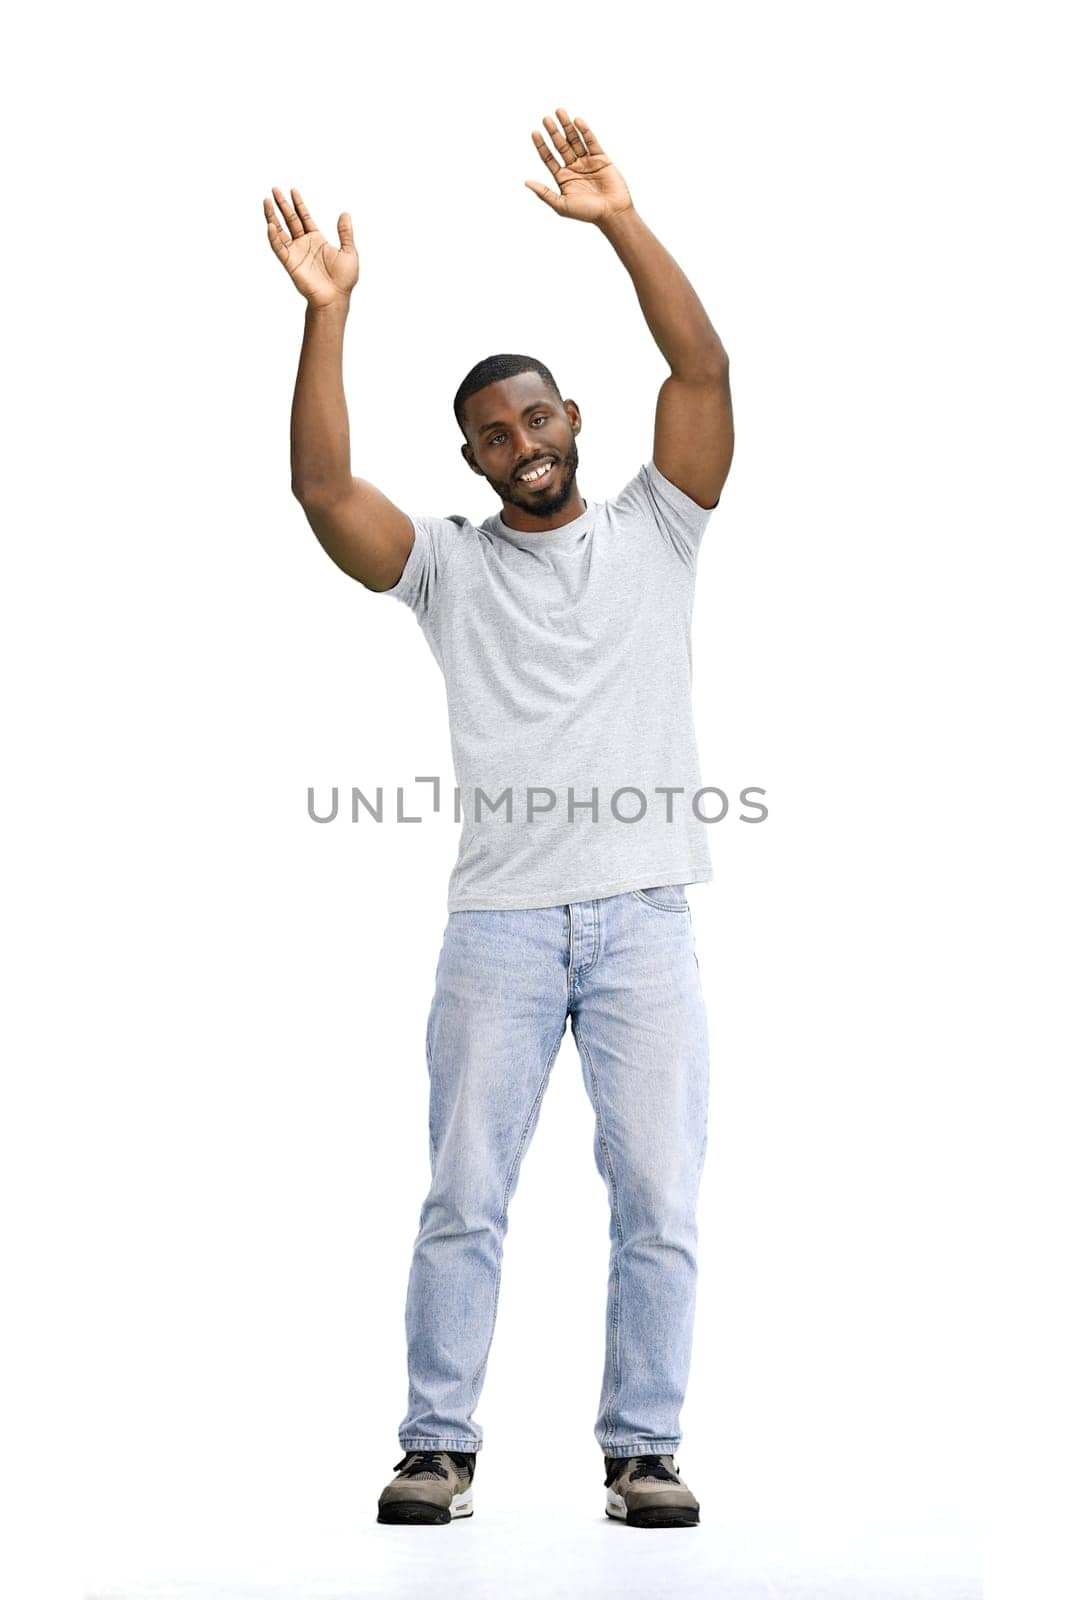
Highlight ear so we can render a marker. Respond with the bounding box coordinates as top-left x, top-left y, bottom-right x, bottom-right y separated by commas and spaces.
564, 399, 581, 434
461, 444, 483, 477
